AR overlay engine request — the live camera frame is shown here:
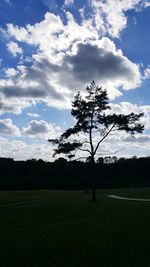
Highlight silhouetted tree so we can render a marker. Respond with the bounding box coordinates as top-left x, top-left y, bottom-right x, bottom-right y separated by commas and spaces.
97, 157, 104, 164
48, 81, 144, 201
